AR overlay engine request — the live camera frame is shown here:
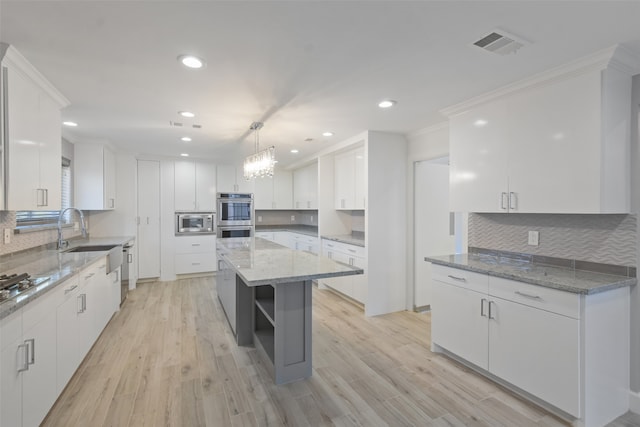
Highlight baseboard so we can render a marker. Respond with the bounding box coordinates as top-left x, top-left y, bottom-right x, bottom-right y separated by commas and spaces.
630, 391, 640, 414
